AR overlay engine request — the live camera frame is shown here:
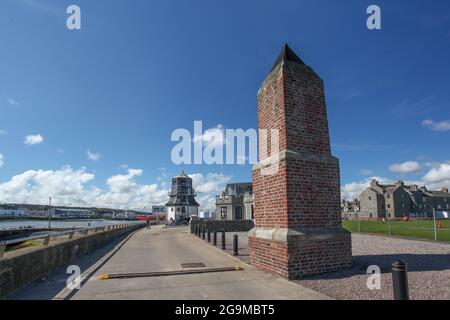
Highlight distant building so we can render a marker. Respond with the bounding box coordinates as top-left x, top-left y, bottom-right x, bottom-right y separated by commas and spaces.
165, 171, 199, 221
112, 211, 136, 220
0, 209, 28, 217
199, 210, 216, 219
216, 183, 253, 220
50, 208, 95, 218
341, 199, 360, 220
359, 180, 450, 219
151, 205, 167, 215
